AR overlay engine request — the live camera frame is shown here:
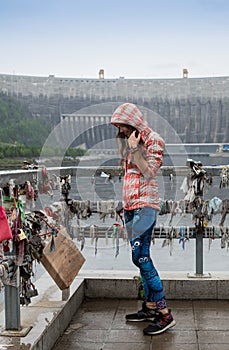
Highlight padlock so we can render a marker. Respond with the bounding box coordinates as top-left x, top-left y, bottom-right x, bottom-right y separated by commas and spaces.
25, 282, 38, 298
18, 229, 27, 241
20, 295, 31, 305
20, 296, 26, 305
26, 288, 38, 298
